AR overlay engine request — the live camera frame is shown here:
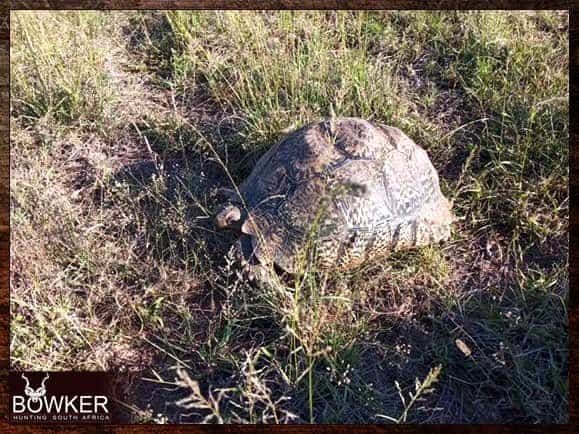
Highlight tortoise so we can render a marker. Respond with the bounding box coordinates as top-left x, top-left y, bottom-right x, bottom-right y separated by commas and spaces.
214, 117, 455, 283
